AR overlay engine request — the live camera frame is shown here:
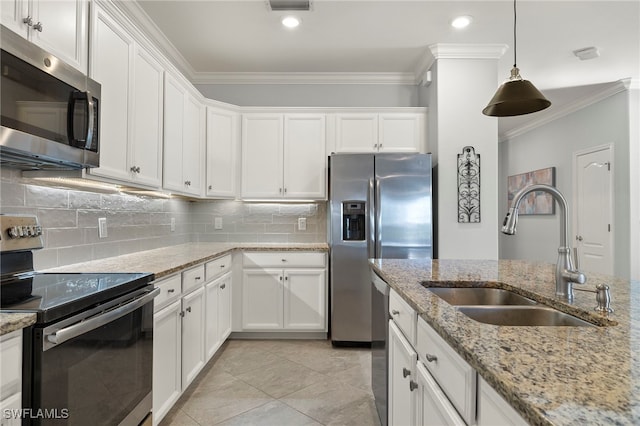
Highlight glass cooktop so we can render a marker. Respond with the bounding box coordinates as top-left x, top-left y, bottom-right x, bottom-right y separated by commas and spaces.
1, 272, 154, 324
